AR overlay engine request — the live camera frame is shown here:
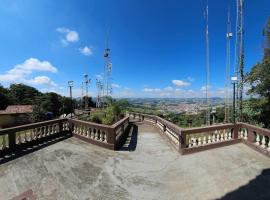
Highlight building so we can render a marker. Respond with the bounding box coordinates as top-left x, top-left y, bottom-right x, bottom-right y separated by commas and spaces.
0, 105, 33, 128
